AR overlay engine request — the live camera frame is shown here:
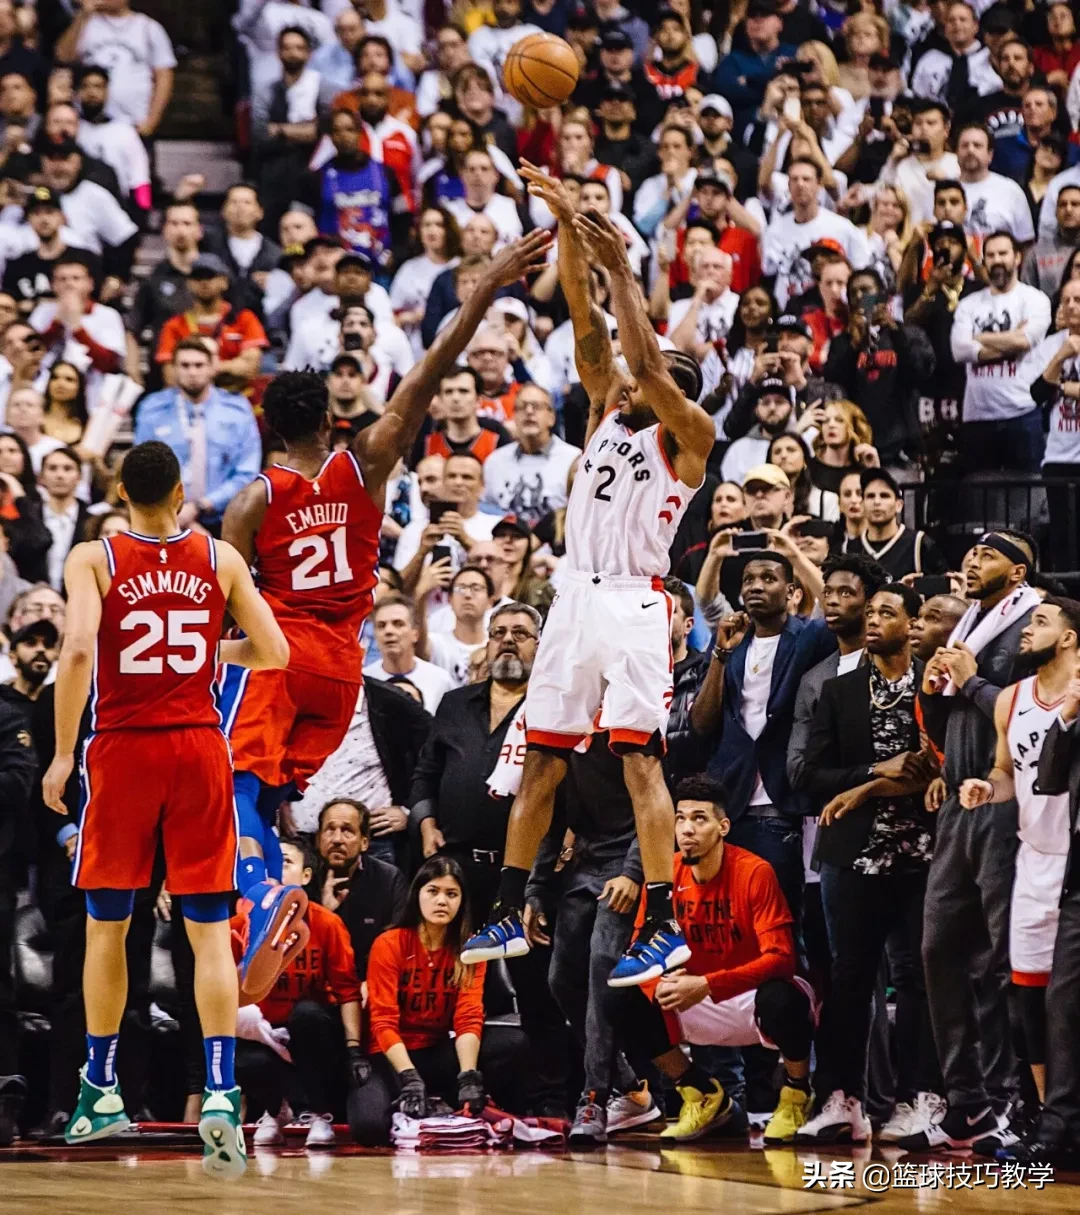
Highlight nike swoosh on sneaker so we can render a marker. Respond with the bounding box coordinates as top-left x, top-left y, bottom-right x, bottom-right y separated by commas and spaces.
966, 1108, 993, 1127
